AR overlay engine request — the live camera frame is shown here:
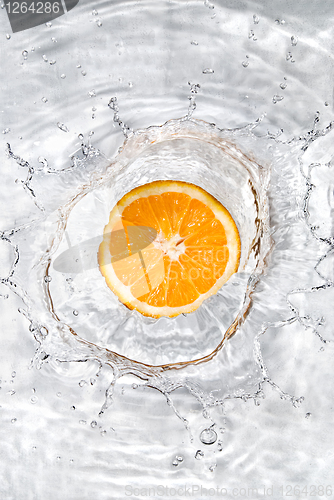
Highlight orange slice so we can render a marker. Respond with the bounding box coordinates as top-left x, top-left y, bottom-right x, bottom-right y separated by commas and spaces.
98, 180, 241, 318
